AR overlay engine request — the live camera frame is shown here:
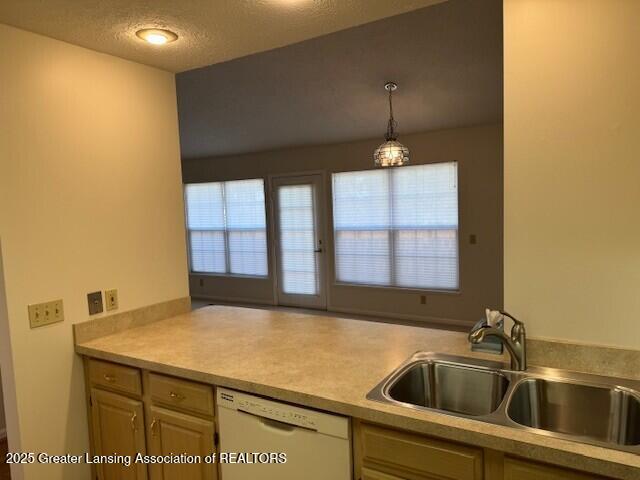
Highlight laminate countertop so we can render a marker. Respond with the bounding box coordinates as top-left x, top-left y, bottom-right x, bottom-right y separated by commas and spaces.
75, 305, 640, 479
